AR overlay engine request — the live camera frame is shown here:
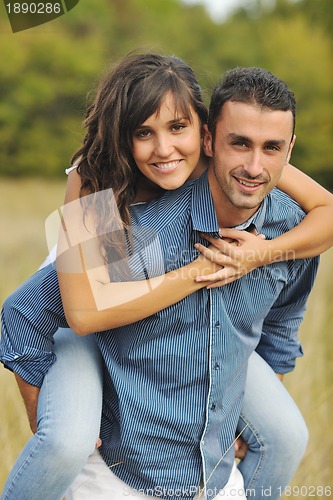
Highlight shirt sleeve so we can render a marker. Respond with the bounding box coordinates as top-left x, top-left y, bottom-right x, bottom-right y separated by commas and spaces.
0, 263, 69, 387
255, 256, 319, 374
